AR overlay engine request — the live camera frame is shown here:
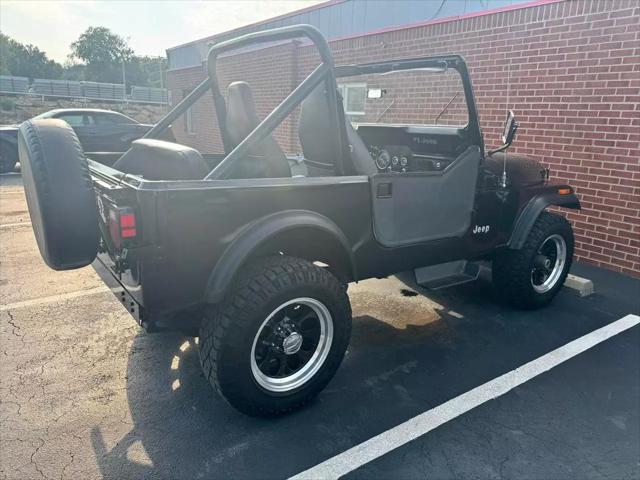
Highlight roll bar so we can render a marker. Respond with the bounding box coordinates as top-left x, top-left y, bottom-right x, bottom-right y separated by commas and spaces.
144, 78, 211, 140
144, 24, 348, 178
